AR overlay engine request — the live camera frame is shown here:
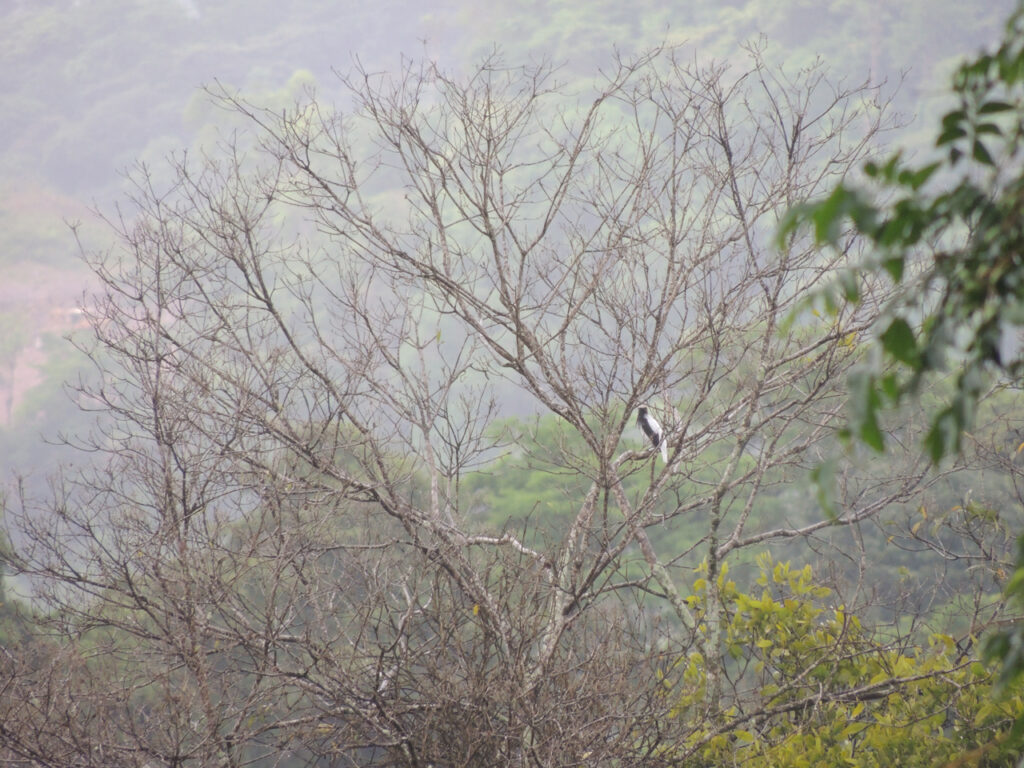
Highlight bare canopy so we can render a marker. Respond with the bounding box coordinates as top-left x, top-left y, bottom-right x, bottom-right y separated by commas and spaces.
4, 46, 986, 768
